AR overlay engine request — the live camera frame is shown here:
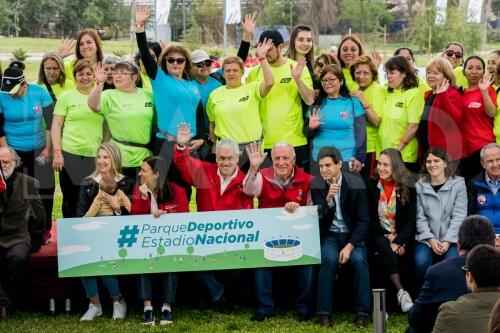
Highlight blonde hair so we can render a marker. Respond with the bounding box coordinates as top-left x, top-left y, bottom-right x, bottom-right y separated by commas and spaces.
87, 143, 123, 179
426, 57, 457, 87
37, 52, 66, 86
